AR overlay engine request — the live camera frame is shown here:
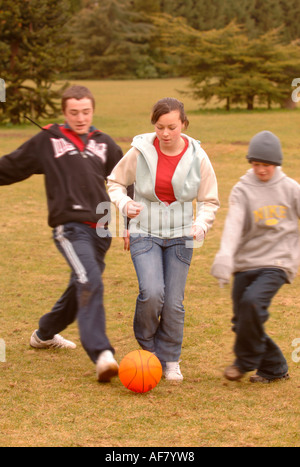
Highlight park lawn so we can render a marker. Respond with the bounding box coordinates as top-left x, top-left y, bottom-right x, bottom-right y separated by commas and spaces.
0, 78, 299, 447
